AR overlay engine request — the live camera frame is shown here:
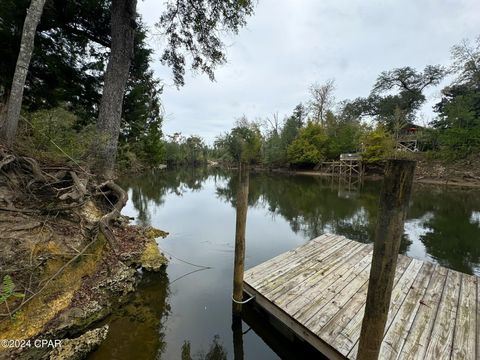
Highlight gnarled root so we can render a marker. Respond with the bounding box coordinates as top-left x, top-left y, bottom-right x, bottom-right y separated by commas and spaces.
97, 181, 128, 253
